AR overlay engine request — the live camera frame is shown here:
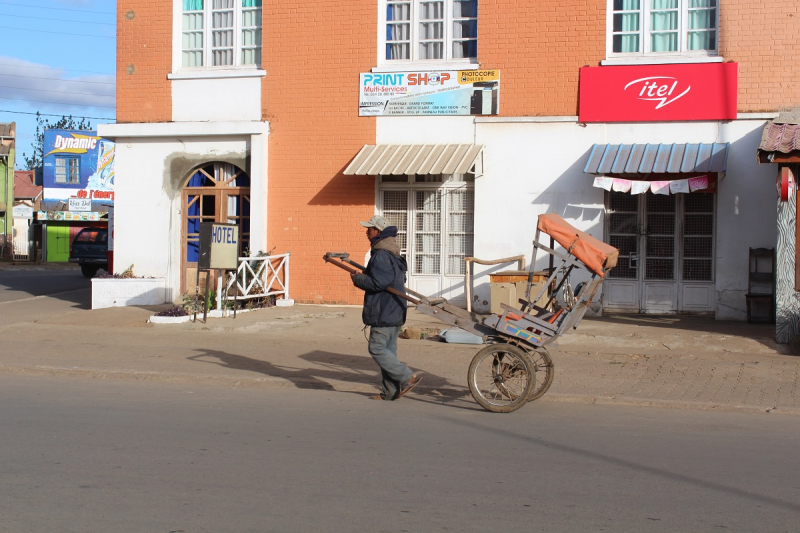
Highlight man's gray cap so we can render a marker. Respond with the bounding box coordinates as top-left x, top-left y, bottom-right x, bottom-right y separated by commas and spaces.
360, 215, 389, 231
